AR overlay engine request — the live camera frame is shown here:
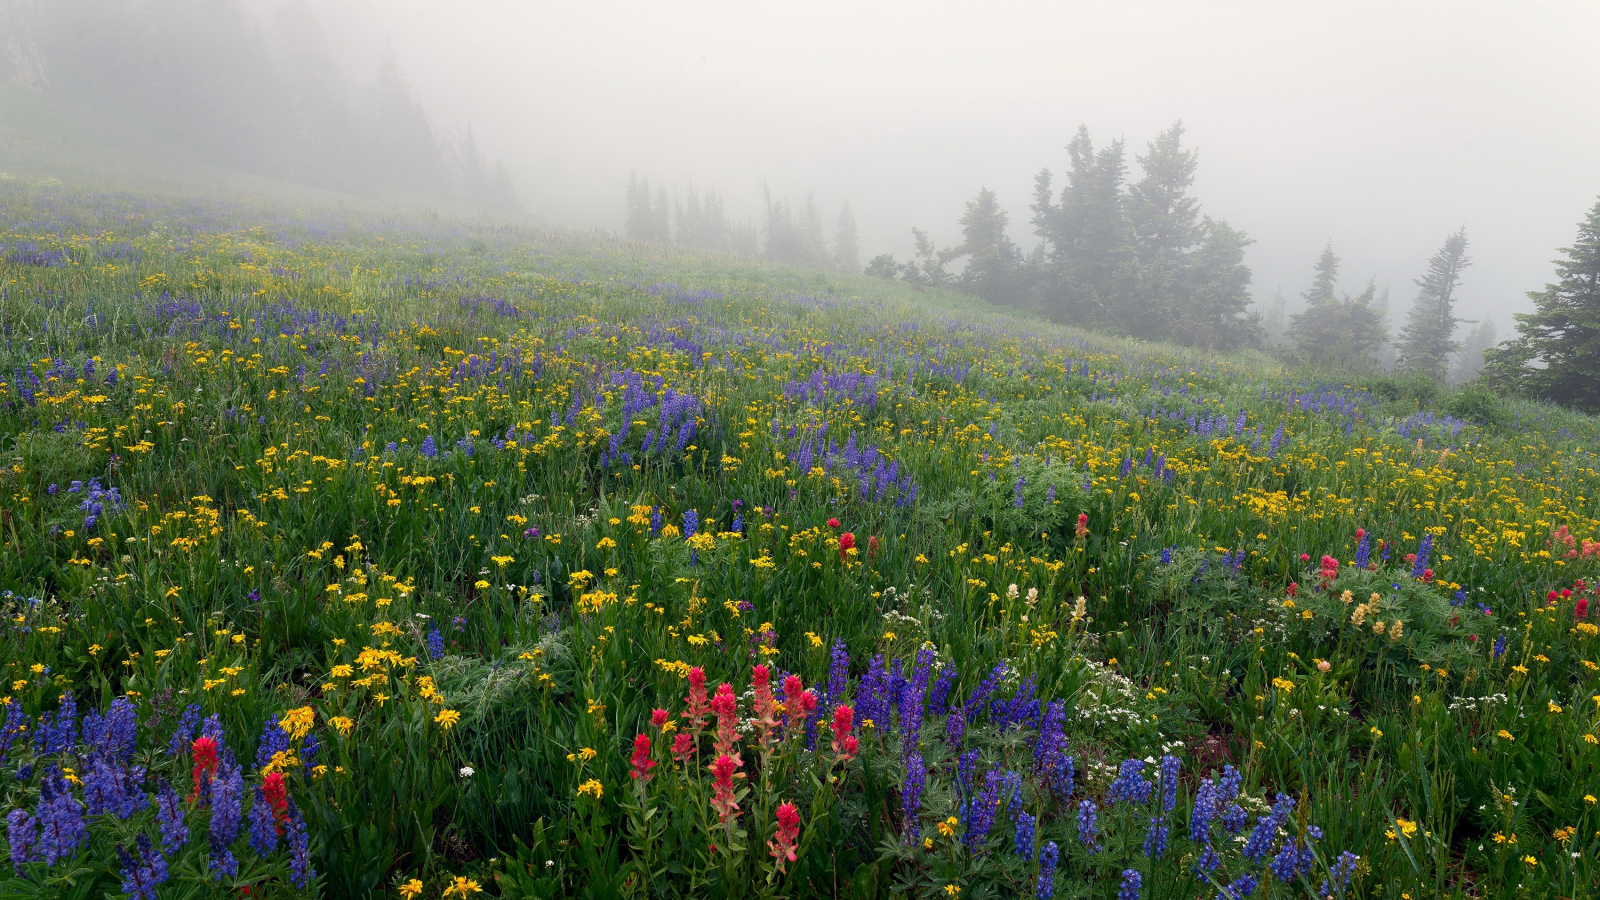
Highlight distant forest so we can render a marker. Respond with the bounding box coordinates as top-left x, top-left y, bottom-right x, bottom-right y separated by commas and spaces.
0, 0, 516, 208
627, 123, 1521, 387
